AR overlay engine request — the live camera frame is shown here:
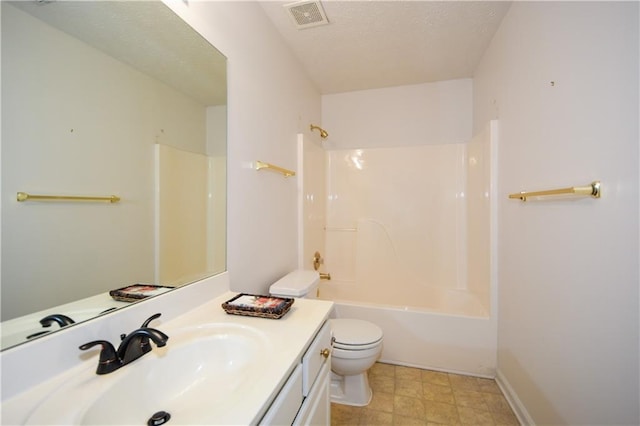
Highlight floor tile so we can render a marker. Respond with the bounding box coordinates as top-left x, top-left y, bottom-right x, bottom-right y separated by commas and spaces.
422, 370, 450, 387
457, 406, 495, 425
370, 374, 395, 394
448, 373, 481, 392
453, 389, 489, 411
393, 414, 427, 425
477, 377, 503, 394
395, 378, 423, 398
368, 391, 394, 413
370, 362, 396, 378
394, 394, 426, 419
331, 402, 362, 425
360, 408, 393, 425
424, 400, 460, 425
330, 363, 519, 426
396, 365, 423, 381
423, 382, 455, 405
